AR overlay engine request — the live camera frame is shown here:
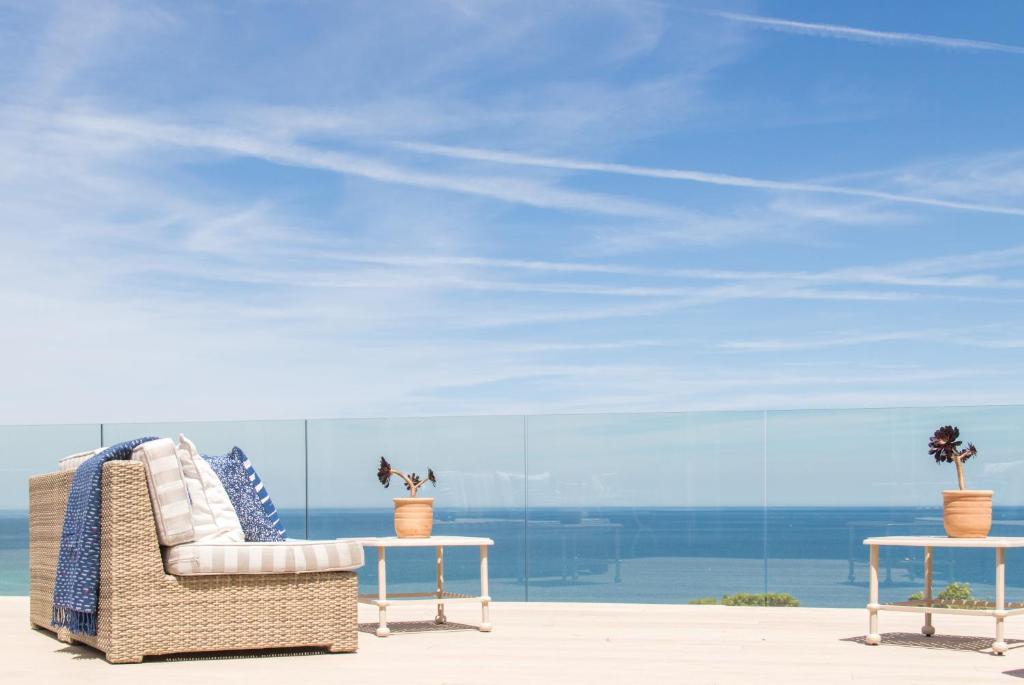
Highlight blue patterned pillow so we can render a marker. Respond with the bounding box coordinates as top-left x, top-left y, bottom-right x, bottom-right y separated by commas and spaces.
202, 448, 284, 542
233, 447, 287, 538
